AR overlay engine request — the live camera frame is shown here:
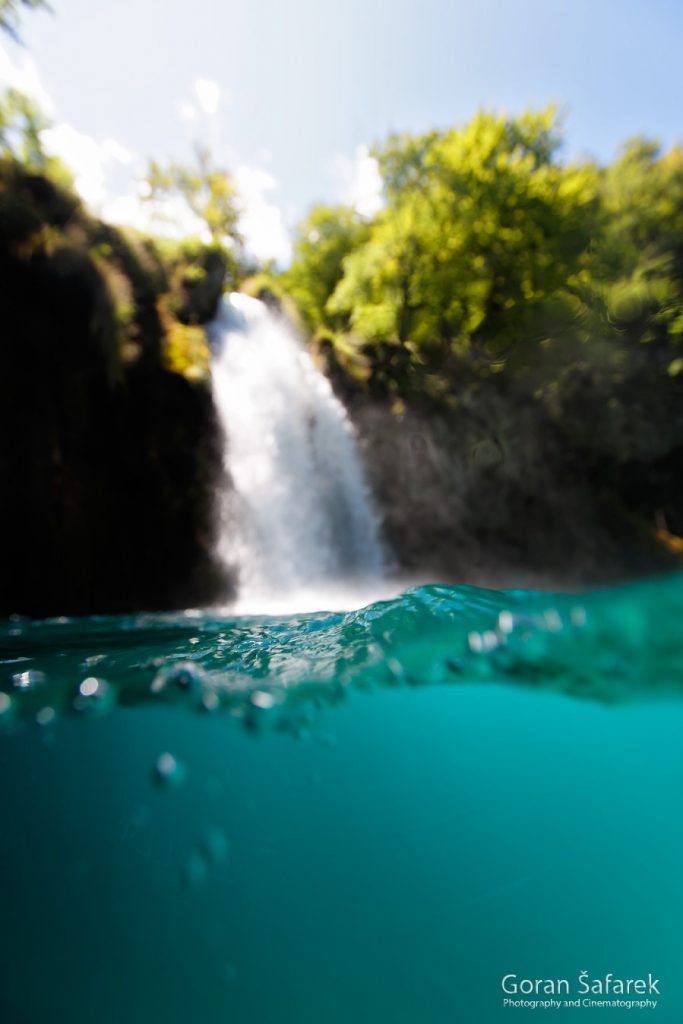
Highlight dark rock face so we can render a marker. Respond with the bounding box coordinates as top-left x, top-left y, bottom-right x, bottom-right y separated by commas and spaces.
171, 247, 229, 326
349, 393, 680, 589
0, 163, 230, 617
